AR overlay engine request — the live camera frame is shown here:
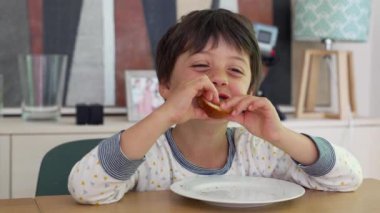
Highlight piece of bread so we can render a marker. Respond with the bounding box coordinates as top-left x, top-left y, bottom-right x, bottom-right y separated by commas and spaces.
197, 97, 232, 119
